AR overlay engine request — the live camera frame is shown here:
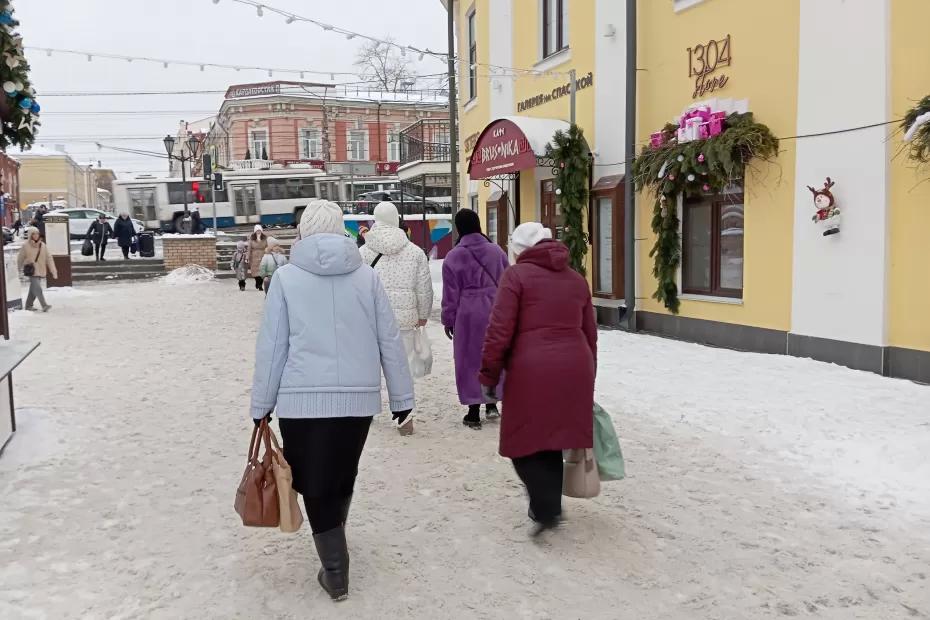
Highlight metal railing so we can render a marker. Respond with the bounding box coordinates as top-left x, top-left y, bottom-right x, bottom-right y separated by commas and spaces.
400, 119, 452, 165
